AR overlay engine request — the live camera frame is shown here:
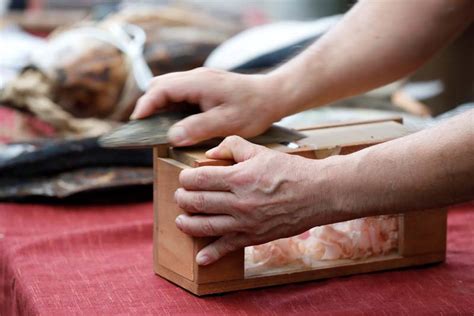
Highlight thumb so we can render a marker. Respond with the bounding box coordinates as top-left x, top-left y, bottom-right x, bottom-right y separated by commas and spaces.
205, 135, 265, 163
168, 109, 238, 146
